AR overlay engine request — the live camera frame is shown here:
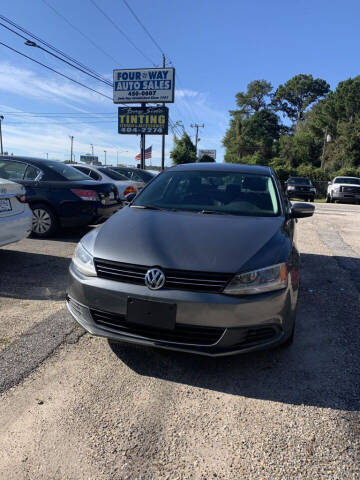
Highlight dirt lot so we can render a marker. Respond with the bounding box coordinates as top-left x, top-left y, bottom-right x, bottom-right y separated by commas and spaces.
0, 203, 359, 479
